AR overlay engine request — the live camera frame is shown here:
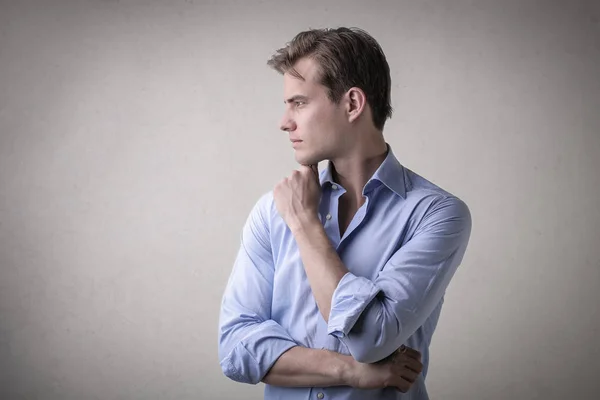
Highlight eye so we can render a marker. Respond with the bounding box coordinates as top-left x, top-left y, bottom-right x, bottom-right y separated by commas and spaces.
295, 101, 306, 107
